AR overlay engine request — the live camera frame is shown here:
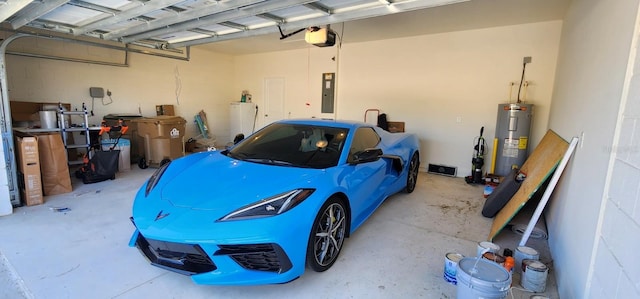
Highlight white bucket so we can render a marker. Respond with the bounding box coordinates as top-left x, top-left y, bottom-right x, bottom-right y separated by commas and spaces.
444, 252, 464, 285
515, 246, 539, 274
39, 110, 57, 129
477, 241, 500, 257
456, 257, 511, 299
